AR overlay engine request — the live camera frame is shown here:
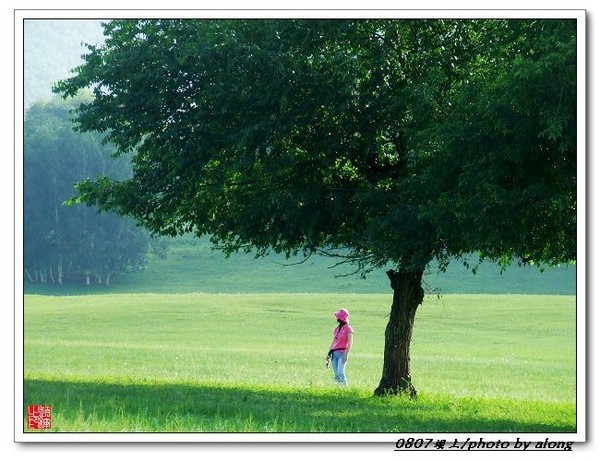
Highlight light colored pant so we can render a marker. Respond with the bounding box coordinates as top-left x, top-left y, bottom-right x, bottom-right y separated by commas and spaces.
331, 350, 348, 386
